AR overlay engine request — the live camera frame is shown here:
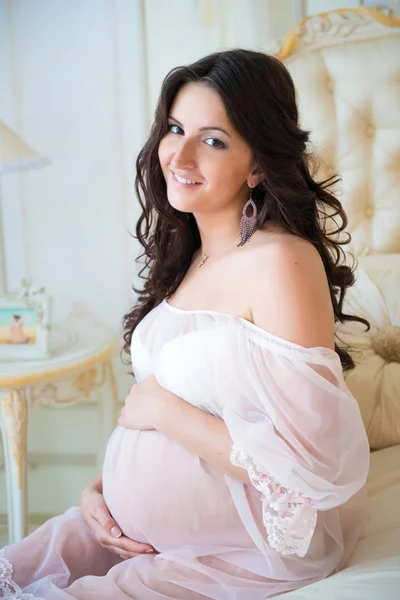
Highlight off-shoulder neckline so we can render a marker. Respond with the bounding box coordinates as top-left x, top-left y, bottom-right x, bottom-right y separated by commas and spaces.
161, 299, 339, 358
